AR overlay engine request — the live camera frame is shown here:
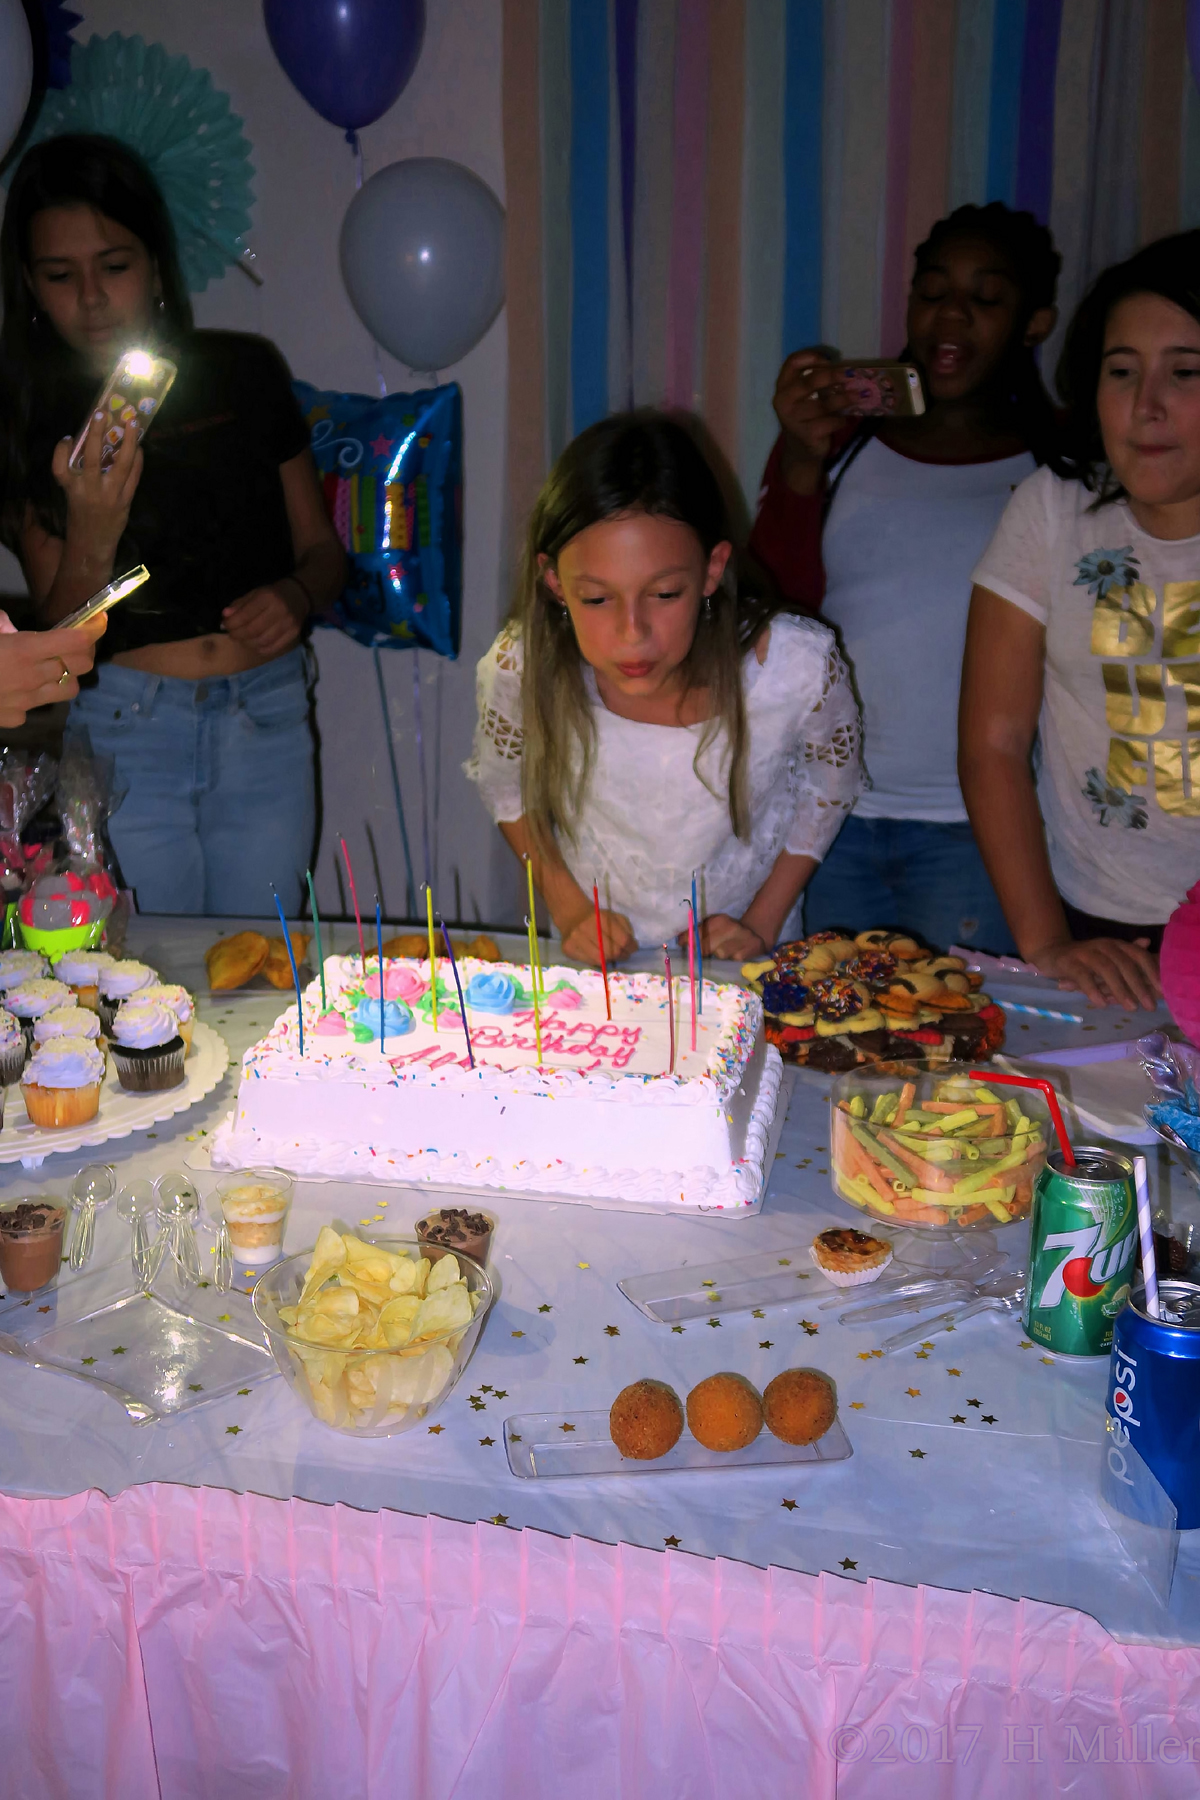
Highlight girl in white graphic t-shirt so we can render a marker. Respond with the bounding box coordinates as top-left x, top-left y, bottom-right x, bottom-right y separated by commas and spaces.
962, 233, 1200, 1010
